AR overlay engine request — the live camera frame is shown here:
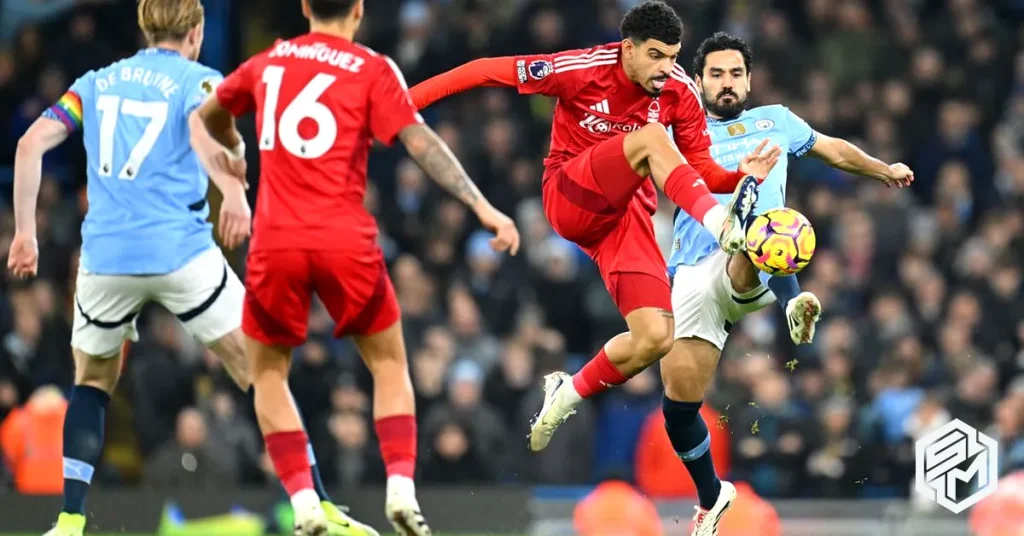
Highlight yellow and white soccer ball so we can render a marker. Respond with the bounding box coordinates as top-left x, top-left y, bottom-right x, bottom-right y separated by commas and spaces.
744, 207, 816, 276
